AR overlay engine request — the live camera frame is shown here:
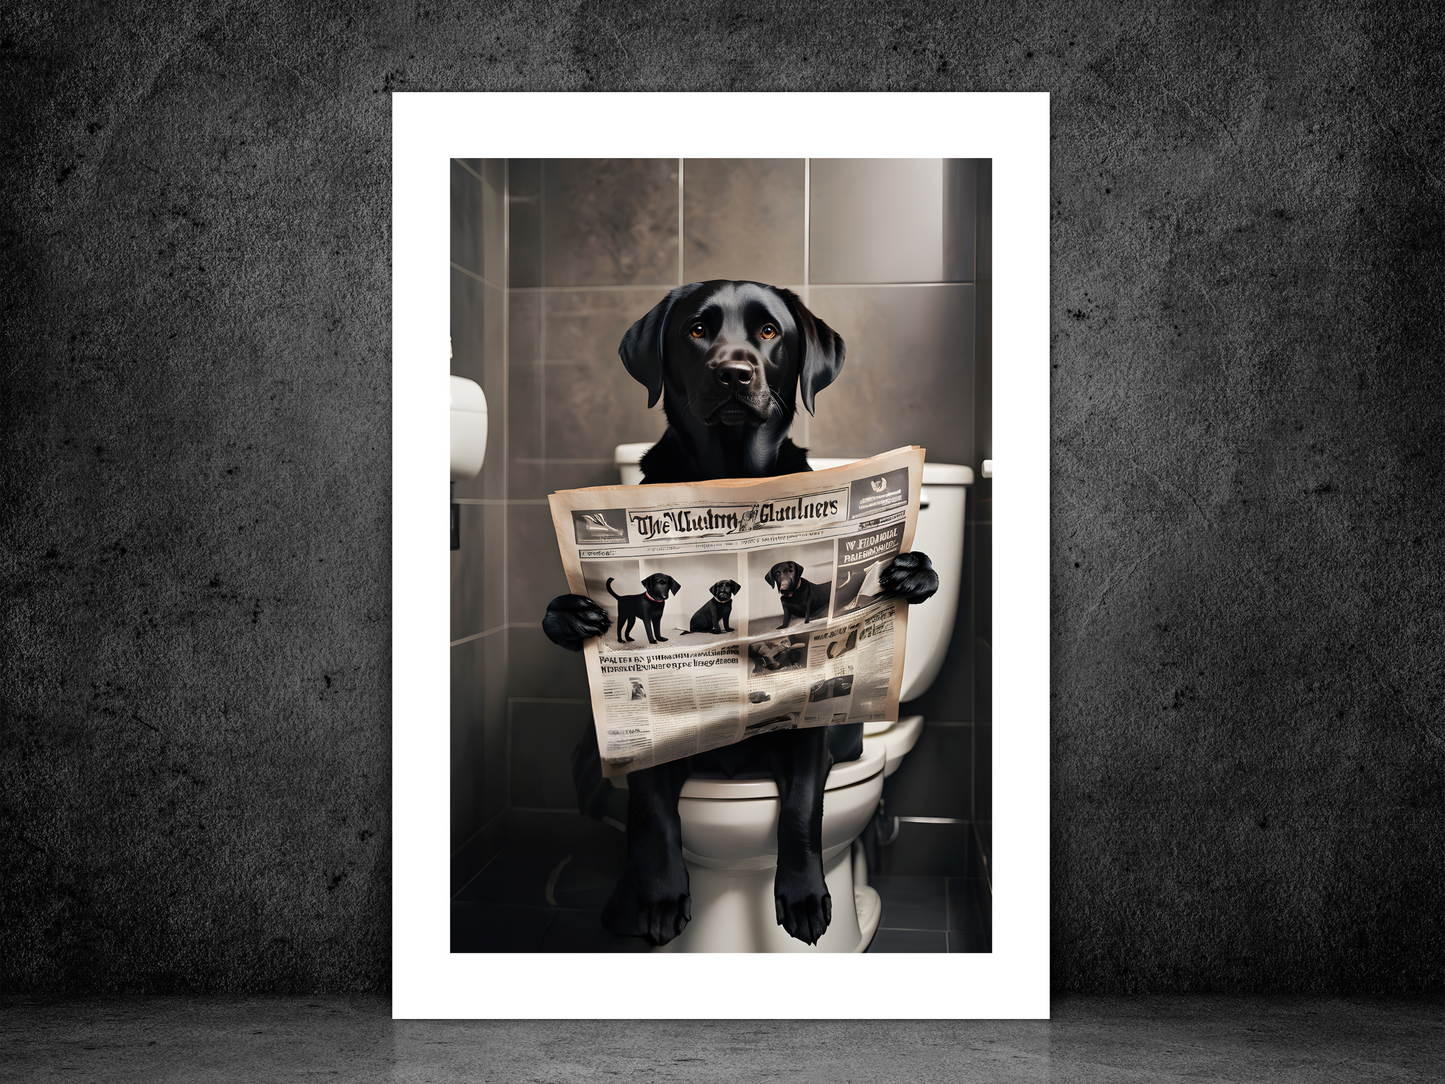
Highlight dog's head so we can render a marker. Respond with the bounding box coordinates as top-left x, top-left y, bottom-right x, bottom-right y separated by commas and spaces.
641, 573, 681, 599
765, 561, 804, 594
709, 579, 742, 602
618, 281, 845, 426
749, 637, 793, 670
